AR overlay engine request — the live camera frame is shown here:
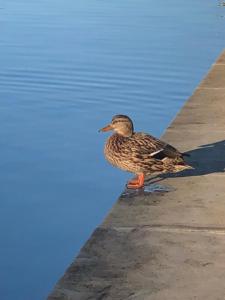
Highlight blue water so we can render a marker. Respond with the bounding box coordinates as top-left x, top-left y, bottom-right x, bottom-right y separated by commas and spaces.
0, 0, 224, 299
